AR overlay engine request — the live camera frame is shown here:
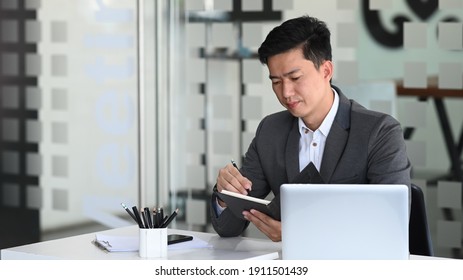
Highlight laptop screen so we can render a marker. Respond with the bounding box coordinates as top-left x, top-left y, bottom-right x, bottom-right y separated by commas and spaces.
280, 184, 409, 260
